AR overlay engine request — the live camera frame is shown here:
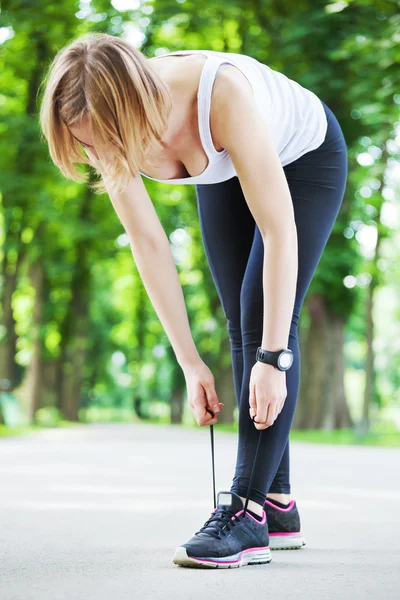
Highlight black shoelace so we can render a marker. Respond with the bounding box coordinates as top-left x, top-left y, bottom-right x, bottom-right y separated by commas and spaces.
197, 409, 263, 539
195, 506, 240, 539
